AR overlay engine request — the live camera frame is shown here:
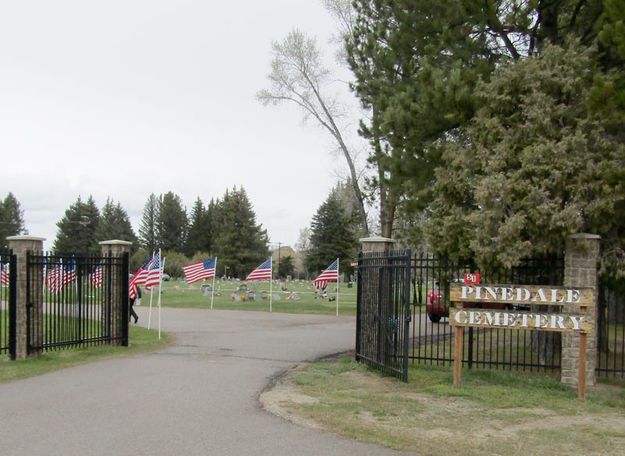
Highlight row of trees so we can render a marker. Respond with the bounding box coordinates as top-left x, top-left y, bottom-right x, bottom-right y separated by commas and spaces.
261, 0, 625, 276
137, 187, 269, 277
1, 187, 355, 280
50, 187, 269, 279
